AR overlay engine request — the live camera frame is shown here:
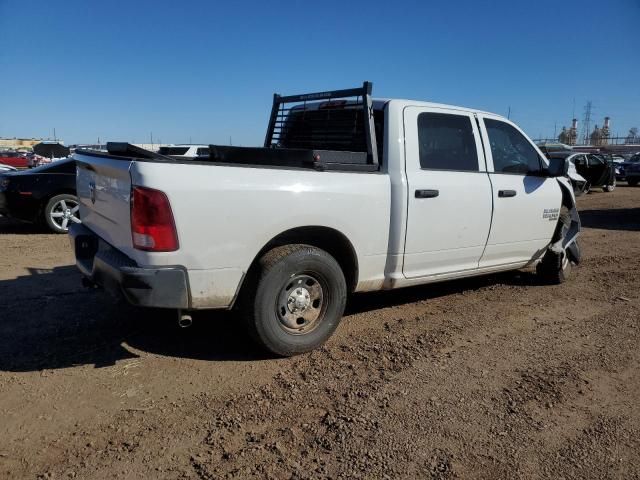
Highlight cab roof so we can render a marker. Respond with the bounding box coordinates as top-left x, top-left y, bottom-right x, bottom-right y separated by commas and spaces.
291, 98, 501, 119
